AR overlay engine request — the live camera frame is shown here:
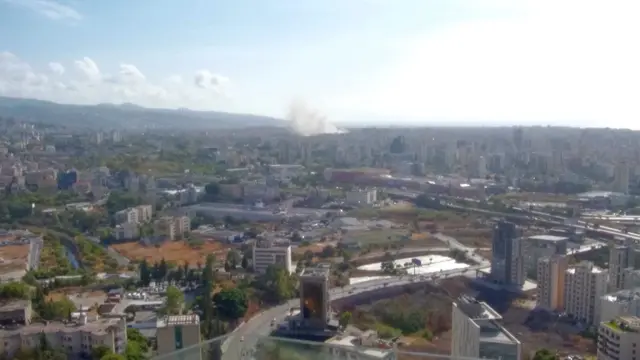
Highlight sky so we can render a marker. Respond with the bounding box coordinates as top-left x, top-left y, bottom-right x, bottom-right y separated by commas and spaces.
1, 0, 640, 128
